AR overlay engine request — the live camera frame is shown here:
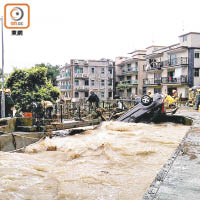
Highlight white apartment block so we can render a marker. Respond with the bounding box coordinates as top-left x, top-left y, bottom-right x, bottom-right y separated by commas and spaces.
144, 32, 200, 98
115, 50, 146, 98
57, 32, 200, 101
56, 64, 71, 98
57, 59, 114, 101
